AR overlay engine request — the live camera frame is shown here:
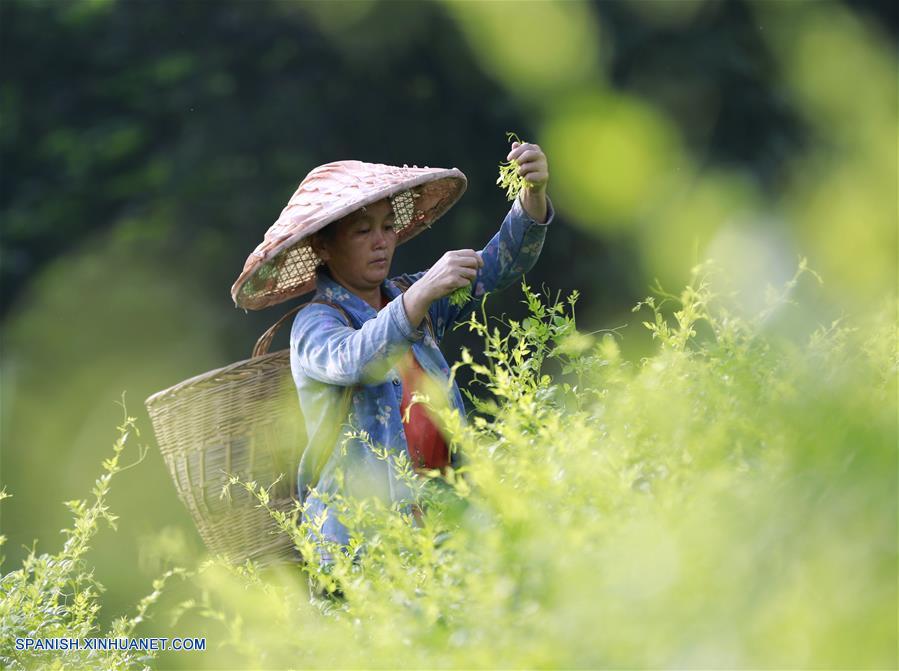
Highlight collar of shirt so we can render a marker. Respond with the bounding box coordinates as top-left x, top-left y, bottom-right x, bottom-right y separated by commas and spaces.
313, 265, 405, 326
